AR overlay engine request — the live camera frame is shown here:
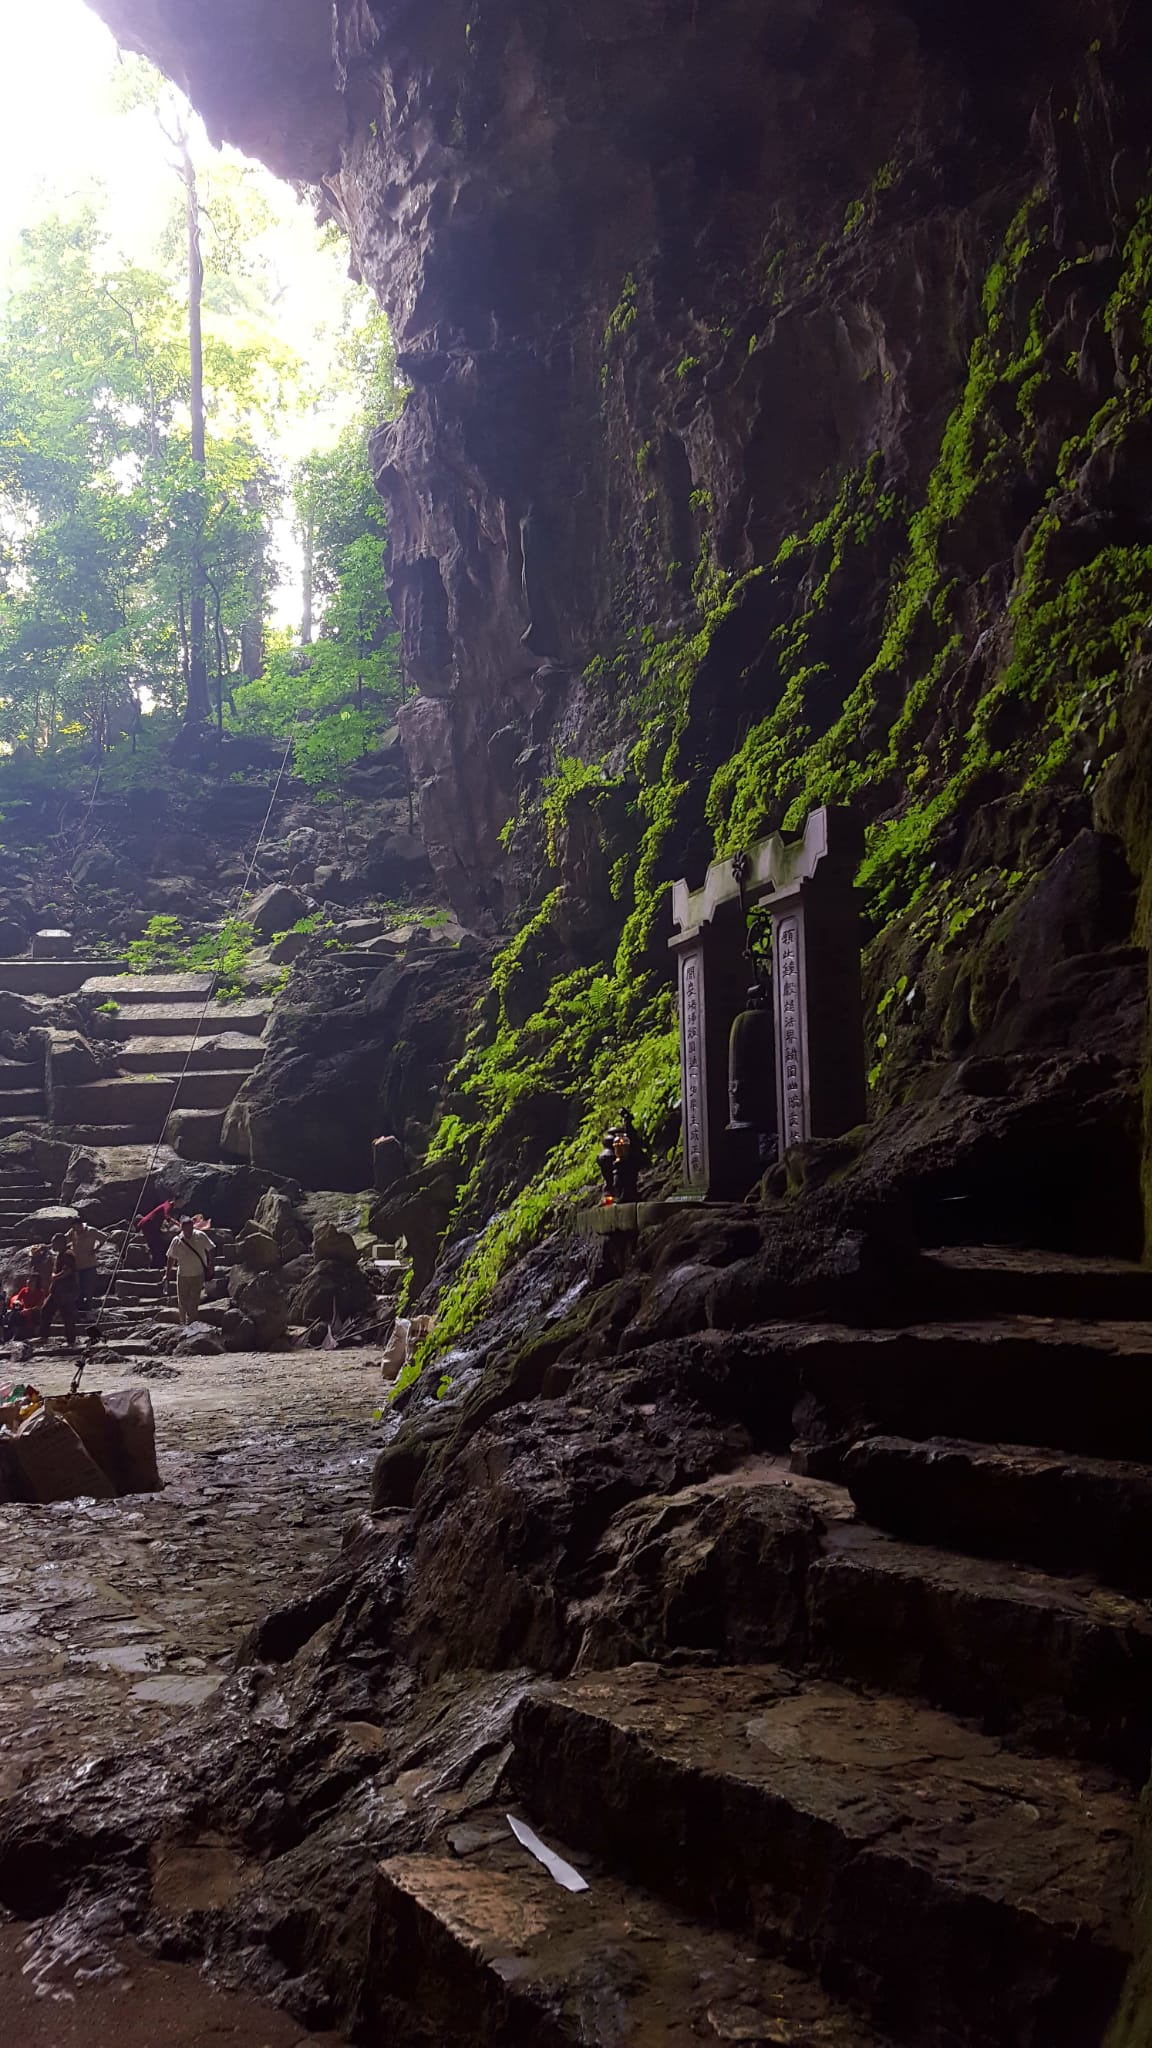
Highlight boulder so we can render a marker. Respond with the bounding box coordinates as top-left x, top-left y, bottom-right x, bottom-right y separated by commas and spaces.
288, 1257, 375, 1327
227, 1264, 291, 1345
370, 1164, 460, 1295
359, 830, 434, 893
253, 1187, 308, 1245
0, 919, 29, 956
32, 930, 73, 960
45, 1030, 101, 1090
63, 1144, 304, 1232
219, 952, 488, 1188
223, 1310, 259, 1350
30, 1134, 75, 1187
172, 1320, 226, 1357
0, 990, 49, 1033
245, 882, 308, 938
14, 1407, 115, 1504
234, 1227, 282, 1271
73, 846, 122, 889
17, 1205, 79, 1241
269, 930, 308, 965
313, 1219, 359, 1263
165, 1109, 227, 1162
